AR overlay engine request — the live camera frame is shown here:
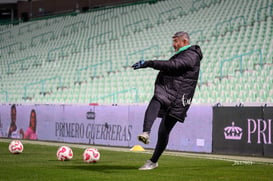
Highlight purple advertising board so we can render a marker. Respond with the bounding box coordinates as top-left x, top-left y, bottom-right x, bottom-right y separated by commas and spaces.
0, 104, 212, 153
